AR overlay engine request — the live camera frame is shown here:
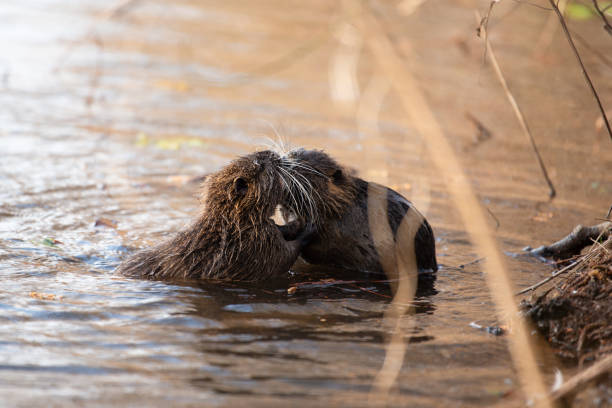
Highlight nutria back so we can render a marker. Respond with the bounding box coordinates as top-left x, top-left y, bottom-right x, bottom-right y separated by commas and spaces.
284, 149, 438, 276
